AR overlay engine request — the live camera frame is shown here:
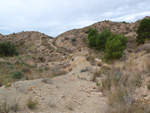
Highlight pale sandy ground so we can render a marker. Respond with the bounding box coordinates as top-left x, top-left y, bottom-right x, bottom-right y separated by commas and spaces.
0, 56, 107, 113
